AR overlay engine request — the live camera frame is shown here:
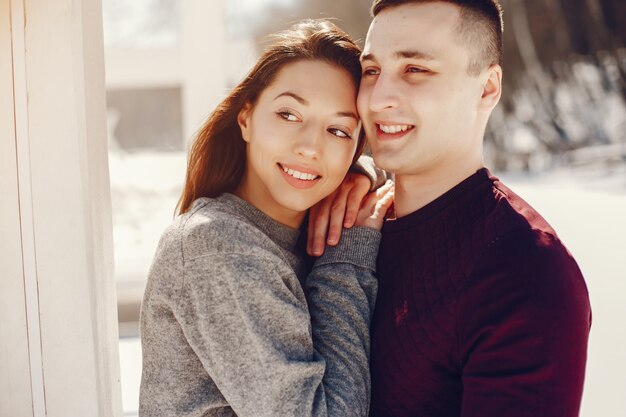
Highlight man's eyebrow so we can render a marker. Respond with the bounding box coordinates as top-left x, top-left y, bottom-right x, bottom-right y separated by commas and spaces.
361, 50, 436, 61
395, 50, 436, 61
274, 91, 309, 105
